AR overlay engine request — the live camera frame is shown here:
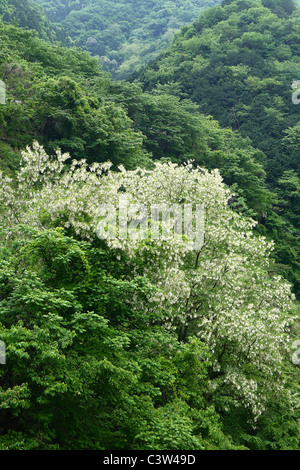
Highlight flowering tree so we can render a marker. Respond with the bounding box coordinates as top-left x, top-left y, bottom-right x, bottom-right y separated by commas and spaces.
0, 142, 297, 422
